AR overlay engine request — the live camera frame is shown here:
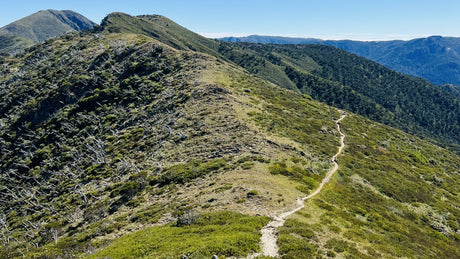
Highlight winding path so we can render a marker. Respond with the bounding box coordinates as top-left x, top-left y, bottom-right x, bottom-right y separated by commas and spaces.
252, 111, 346, 258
